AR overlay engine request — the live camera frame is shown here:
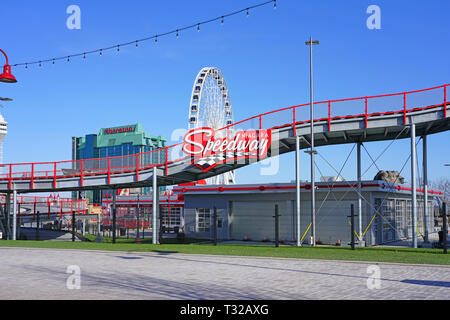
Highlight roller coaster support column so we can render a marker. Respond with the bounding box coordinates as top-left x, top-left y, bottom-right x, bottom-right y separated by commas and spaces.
112, 189, 117, 244
410, 123, 418, 248
152, 166, 160, 244
12, 185, 16, 240
5, 193, 10, 240
357, 142, 363, 246
295, 135, 301, 246
72, 202, 76, 242
422, 135, 429, 243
